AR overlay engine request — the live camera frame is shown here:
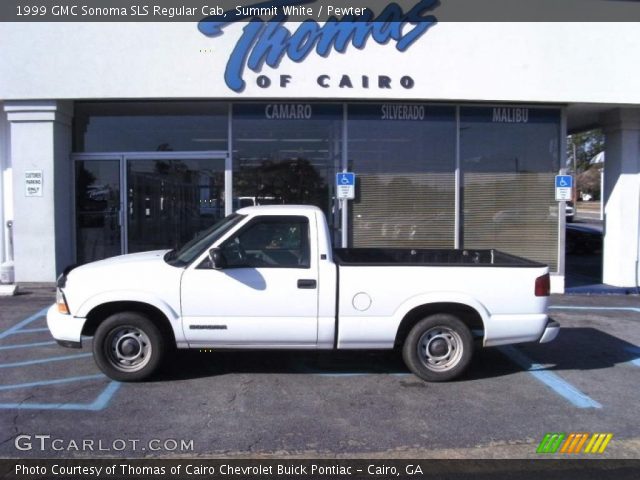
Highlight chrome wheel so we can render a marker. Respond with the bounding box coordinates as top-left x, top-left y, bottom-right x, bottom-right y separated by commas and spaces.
105, 325, 152, 372
416, 326, 464, 372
